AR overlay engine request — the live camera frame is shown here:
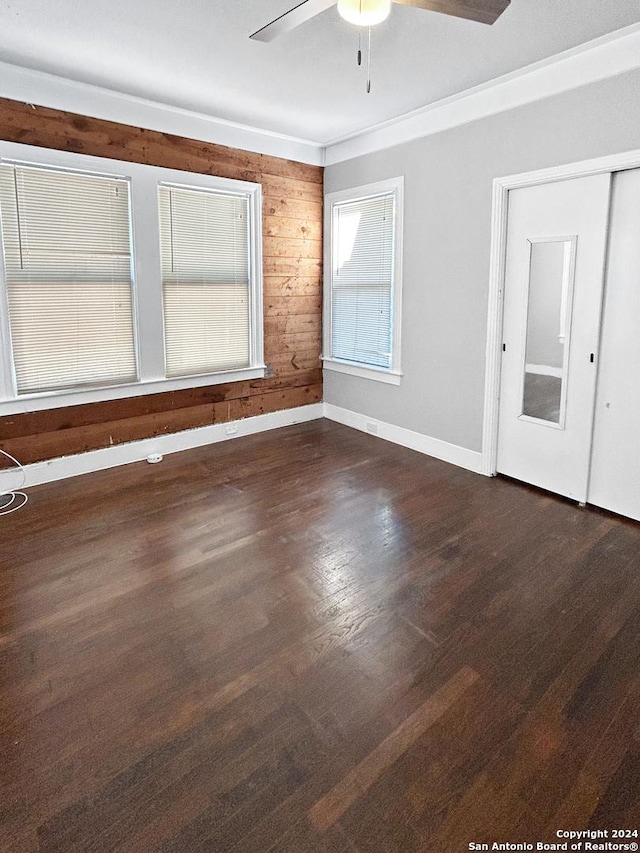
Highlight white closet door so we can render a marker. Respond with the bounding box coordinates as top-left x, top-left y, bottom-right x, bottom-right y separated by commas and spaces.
588, 168, 640, 522
497, 174, 611, 502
